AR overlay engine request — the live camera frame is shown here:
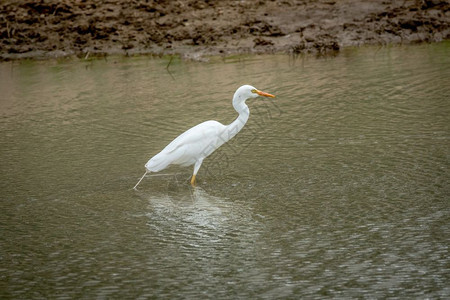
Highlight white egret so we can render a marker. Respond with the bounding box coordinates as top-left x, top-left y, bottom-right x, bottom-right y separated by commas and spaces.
133, 85, 275, 189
